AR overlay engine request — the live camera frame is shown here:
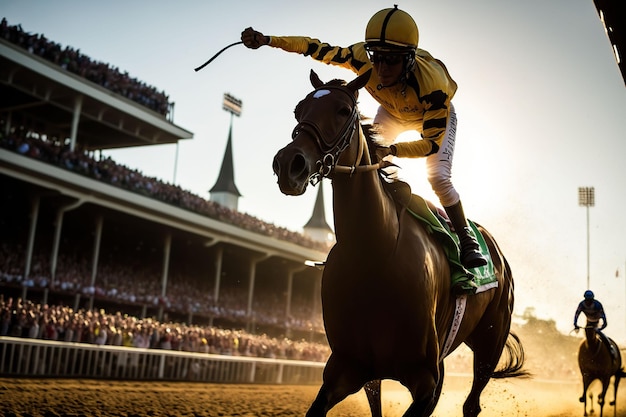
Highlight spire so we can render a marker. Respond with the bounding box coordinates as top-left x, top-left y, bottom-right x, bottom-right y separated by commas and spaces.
209, 121, 241, 210
303, 180, 334, 243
